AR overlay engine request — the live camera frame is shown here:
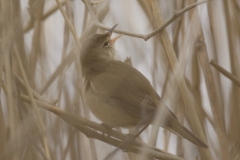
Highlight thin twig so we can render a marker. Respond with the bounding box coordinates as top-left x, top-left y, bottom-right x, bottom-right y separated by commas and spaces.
14, 45, 51, 160
24, 0, 67, 32
198, 47, 229, 159
40, 52, 75, 94
55, 0, 84, 104
28, 0, 44, 87
146, 0, 212, 159
55, 0, 82, 48
210, 60, 240, 87
82, 0, 211, 40
90, 0, 107, 5
14, 72, 58, 105
20, 94, 186, 160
